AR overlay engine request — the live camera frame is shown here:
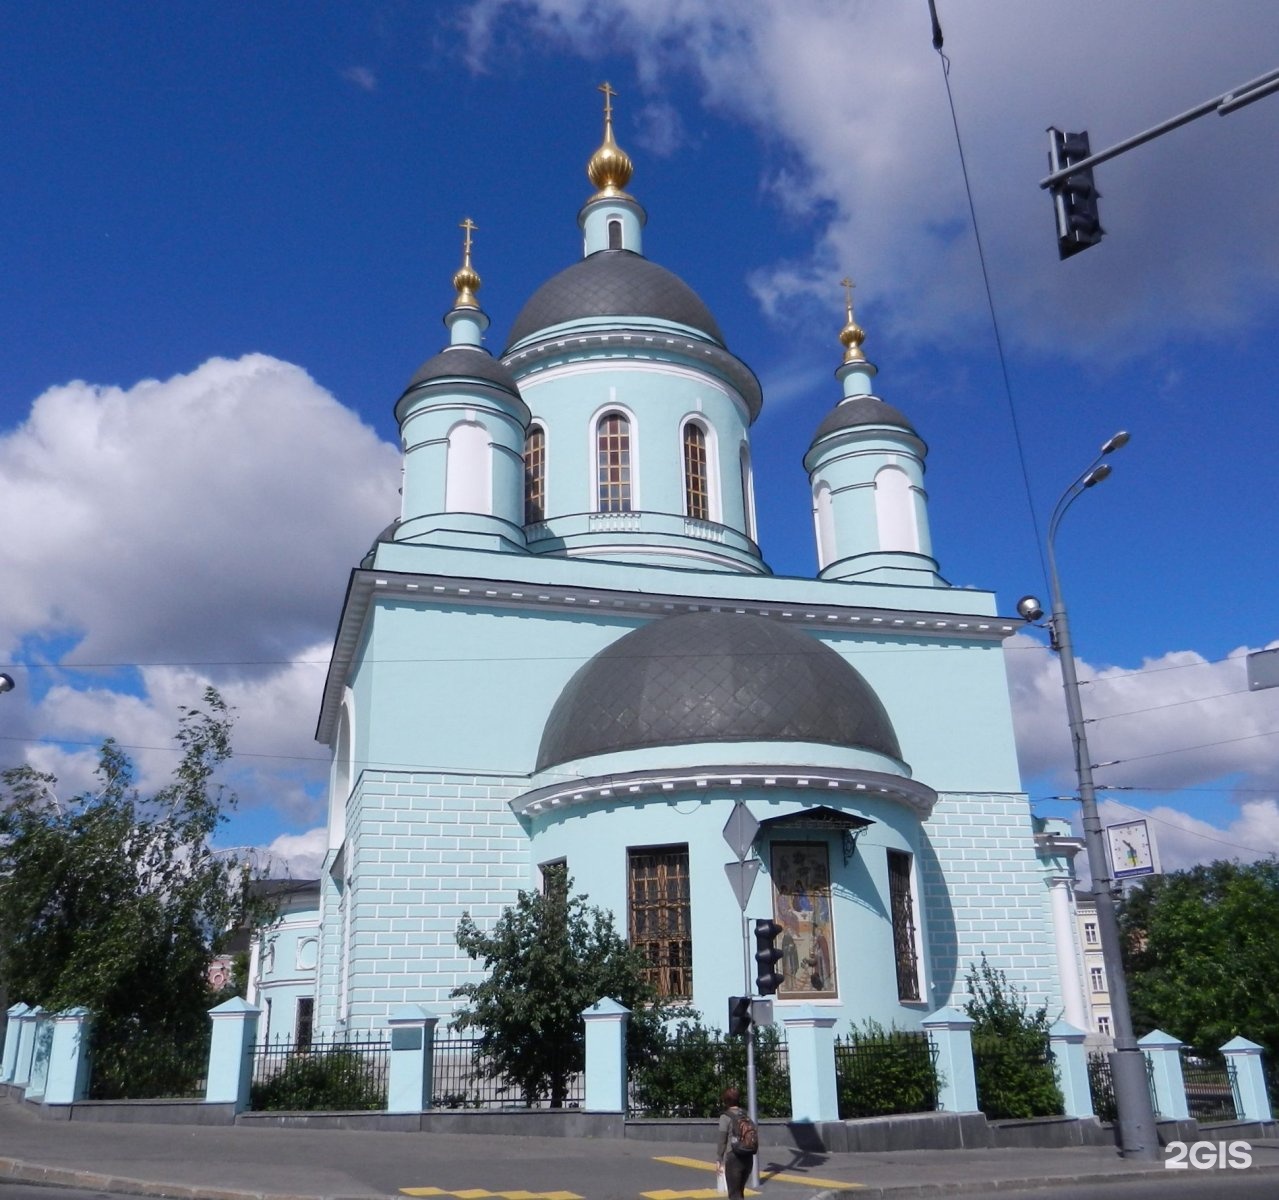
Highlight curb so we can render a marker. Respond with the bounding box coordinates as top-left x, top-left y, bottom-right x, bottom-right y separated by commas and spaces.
0, 1157, 391, 1200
